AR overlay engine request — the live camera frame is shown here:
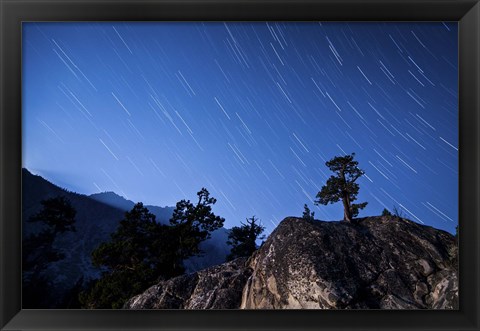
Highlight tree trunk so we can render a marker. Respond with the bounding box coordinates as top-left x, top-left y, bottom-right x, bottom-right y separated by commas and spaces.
340, 168, 352, 222
342, 193, 352, 222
